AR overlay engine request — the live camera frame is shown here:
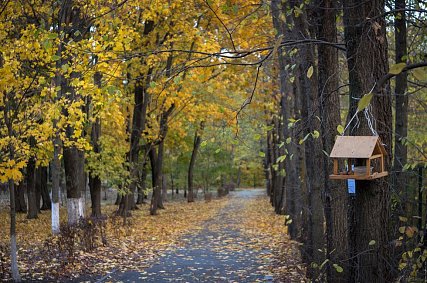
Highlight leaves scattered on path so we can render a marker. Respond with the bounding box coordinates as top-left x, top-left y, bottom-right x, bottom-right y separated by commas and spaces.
0, 198, 228, 281
237, 196, 307, 282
